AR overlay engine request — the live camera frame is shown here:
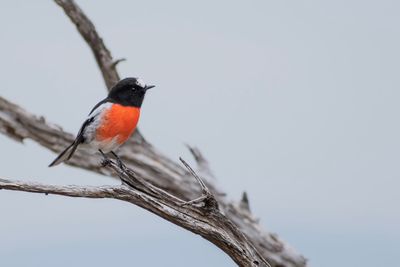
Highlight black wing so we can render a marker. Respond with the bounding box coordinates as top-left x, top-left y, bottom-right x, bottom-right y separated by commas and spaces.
68, 97, 111, 158
49, 98, 108, 167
